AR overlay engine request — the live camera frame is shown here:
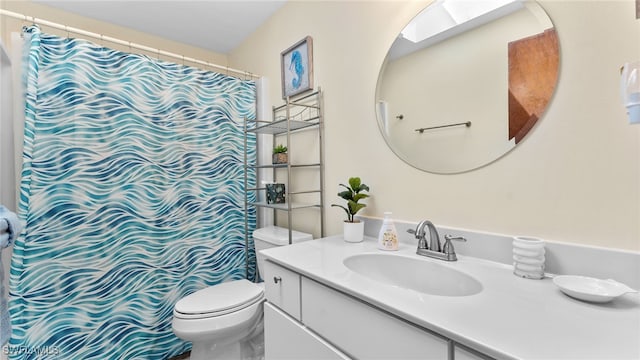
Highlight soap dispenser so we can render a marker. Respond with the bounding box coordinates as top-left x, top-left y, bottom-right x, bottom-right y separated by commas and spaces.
378, 212, 399, 251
